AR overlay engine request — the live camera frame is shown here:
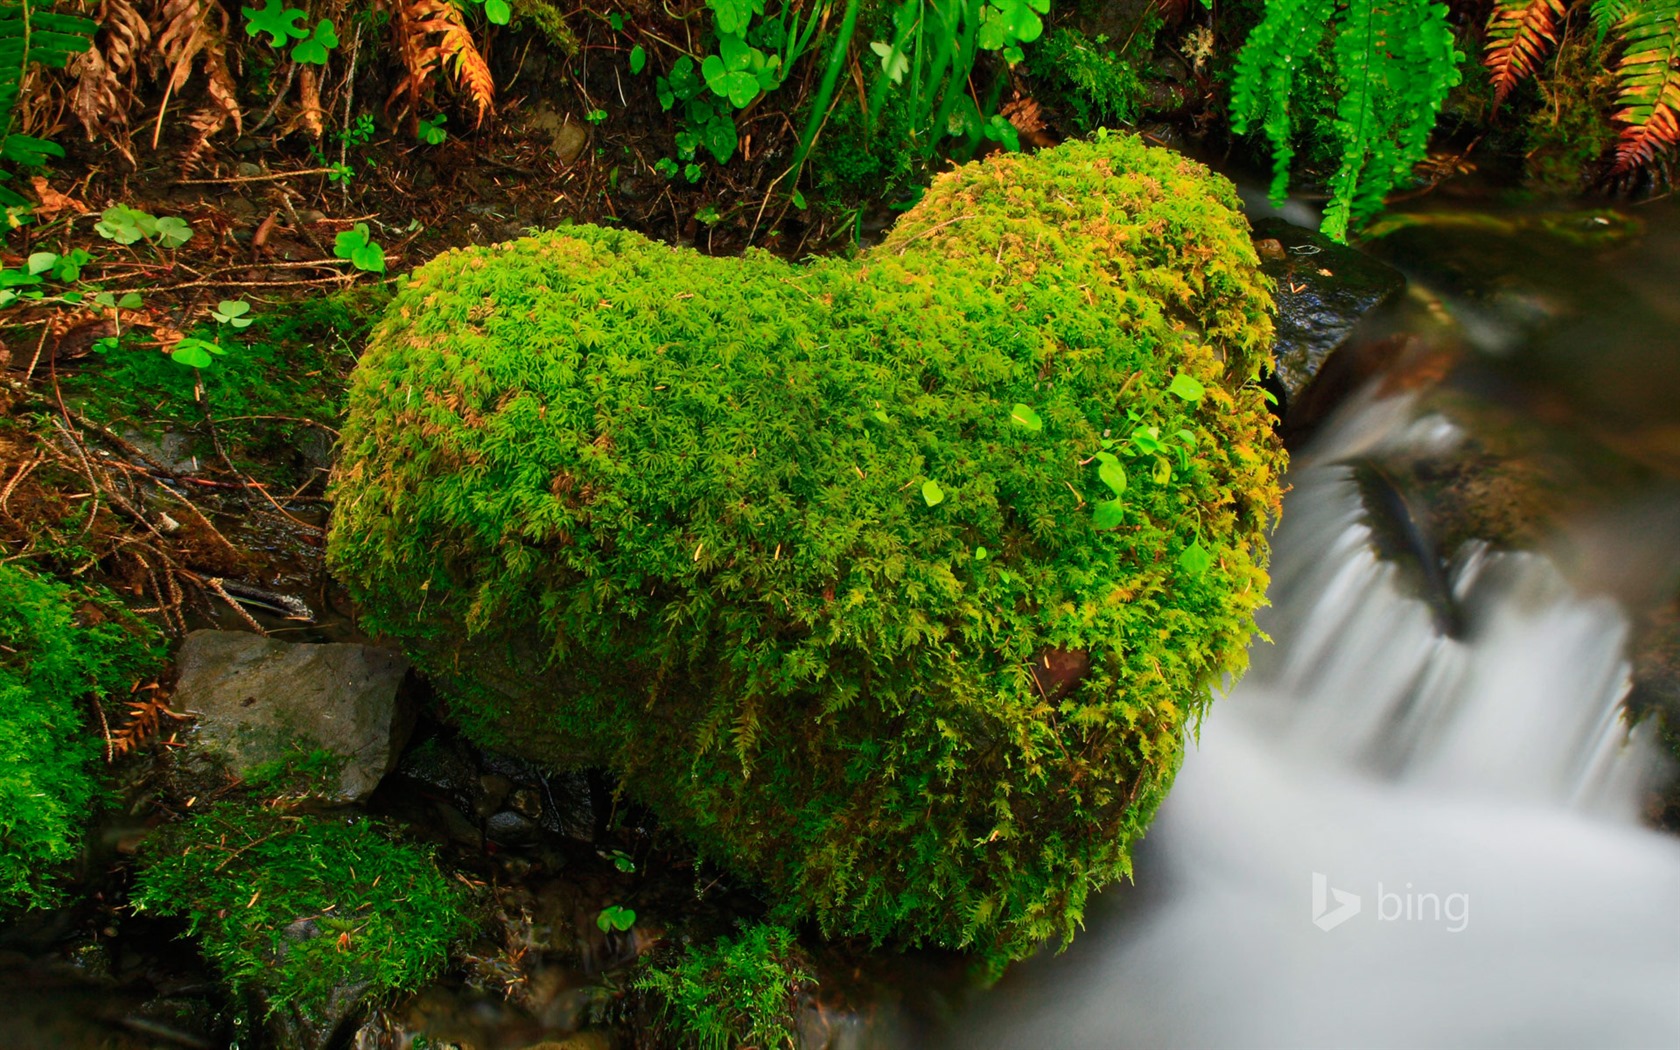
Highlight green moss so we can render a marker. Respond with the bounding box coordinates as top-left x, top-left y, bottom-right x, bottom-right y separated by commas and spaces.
1030, 24, 1158, 133
328, 134, 1283, 961
131, 804, 470, 1023
637, 923, 811, 1050
0, 562, 160, 910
